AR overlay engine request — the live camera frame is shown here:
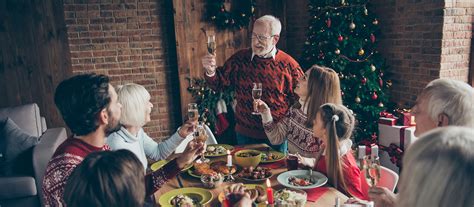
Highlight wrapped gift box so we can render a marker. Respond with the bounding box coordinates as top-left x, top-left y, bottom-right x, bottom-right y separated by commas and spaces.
378, 123, 417, 174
